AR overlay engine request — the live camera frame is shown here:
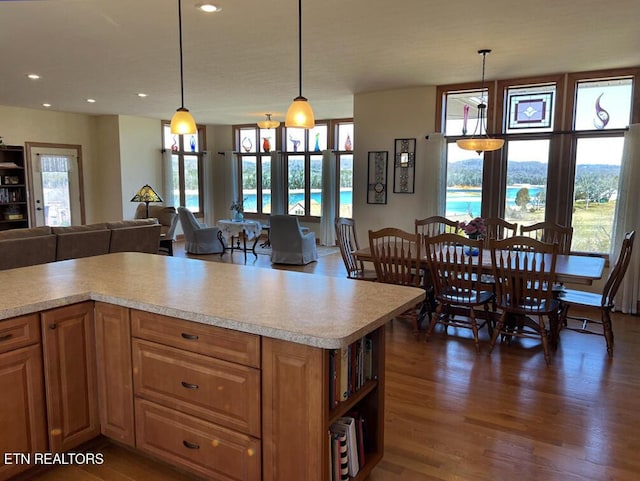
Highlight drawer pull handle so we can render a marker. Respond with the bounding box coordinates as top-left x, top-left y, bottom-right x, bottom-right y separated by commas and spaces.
183, 440, 200, 450
181, 381, 199, 390
0, 333, 13, 342
49, 323, 57, 330
181, 333, 199, 341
